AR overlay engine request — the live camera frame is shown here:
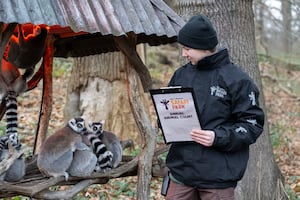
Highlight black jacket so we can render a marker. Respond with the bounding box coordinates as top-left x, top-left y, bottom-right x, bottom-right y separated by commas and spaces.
166, 48, 265, 188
